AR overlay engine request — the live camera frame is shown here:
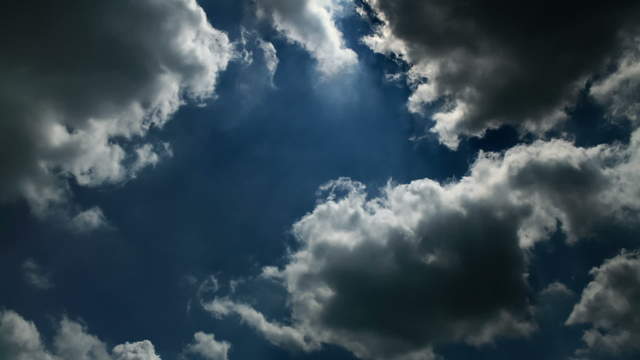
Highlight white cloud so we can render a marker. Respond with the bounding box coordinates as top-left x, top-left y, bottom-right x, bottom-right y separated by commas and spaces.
205, 299, 316, 352
53, 318, 111, 360
0, 0, 234, 227
0, 310, 55, 360
0, 310, 164, 360
256, 0, 357, 76
182, 332, 230, 360
112, 341, 161, 360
